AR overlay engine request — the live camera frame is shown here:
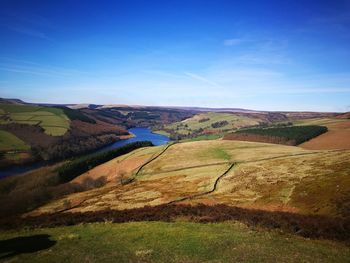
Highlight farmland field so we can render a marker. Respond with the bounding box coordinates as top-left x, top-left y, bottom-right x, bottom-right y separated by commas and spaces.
155, 112, 262, 138
0, 104, 70, 136
0, 130, 30, 151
